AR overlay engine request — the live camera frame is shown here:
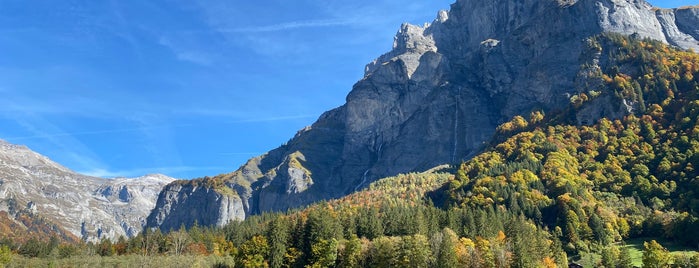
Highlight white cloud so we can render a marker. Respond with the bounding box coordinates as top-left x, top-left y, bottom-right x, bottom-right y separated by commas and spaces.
174, 50, 214, 65
79, 165, 225, 179
221, 19, 357, 33
158, 36, 215, 66
232, 114, 316, 123
79, 168, 124, 178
